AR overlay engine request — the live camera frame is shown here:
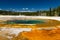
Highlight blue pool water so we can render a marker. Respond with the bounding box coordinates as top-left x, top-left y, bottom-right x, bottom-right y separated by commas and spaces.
5, 20, 45, 24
